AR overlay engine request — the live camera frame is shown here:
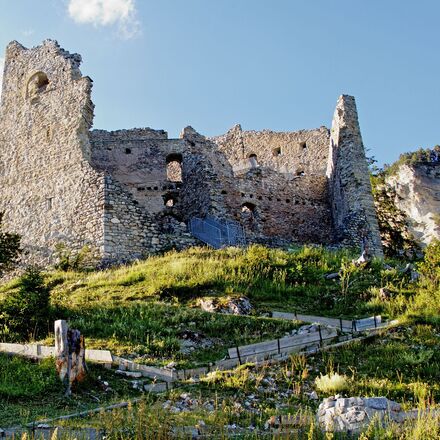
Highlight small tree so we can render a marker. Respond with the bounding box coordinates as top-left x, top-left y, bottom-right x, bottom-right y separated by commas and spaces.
0, 212, 21, 278
418, 240, 440, 288
0, 267, 51, 341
